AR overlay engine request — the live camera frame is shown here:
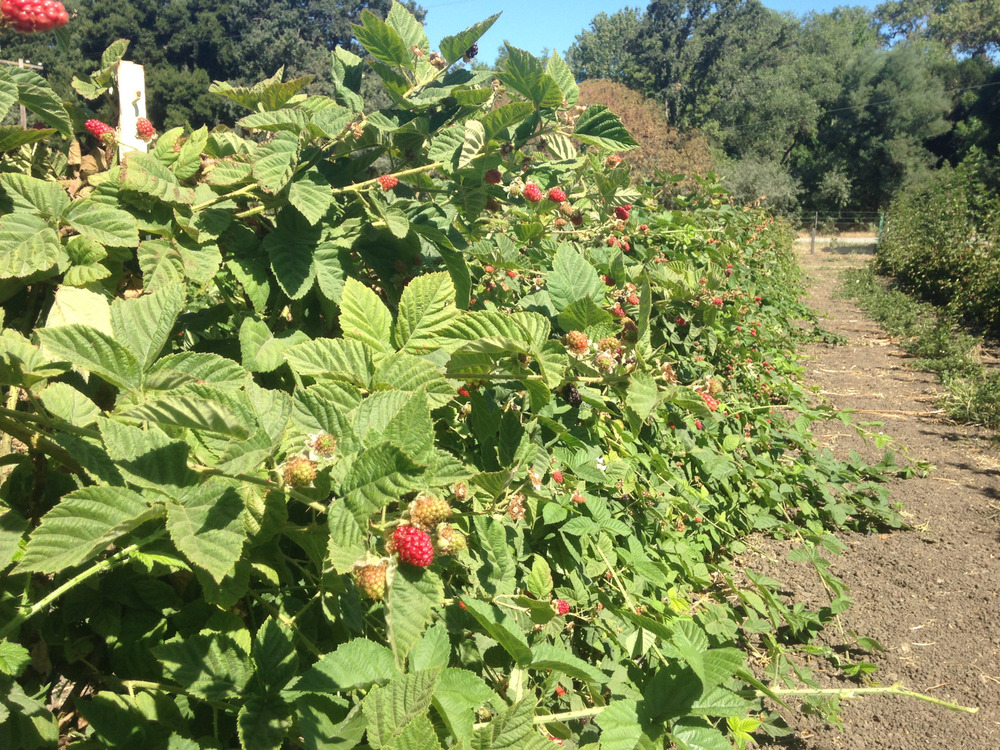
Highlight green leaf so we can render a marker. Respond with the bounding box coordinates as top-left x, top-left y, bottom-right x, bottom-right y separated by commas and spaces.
410, 623, 450, 673
393, 272, 460, 353
173, 126, 210, 181
0, 508, 29, 569
547, 244, 604, 311
110, 282, 185, 370
546, 51, 579, 106
386, 2, 429, 54
0, 69, 17, 121
263, 207, 318, 300
669, 719, 733, 750
0, 640, 30, 676
0, 173, 69, 217
296, 638, 397, 694
38, 382, 100, 427
497, 45, 564, 109
239, 317, 308, 373
154, 633, 250, 701
362, 670, 440, 749
558, 297, 613, 332
209, 69, 314, 112
479, 102, 535, 140
16, 486, 161, 574
353, 9, 413, 69
121, 394, 251, 438
530, 644, 604, 685
573, 106, 638, 151
0, 212, 61, 280
339, 277, 393, 357
459, 121, 485, 168
285, 338, 374, 387
526, 554, 553, 599
7, 67, 72, 137
440, 14, 501, 65
594, 700, 644, 750
253, 618, 299, 692
121, 152, 196, 205
341, 442, 423, 525
288, 168, 334, 225
165, 480, 246, 582
371, 352, 453, 409
386, 566, 445, 670
432, 668, 497, 741
470, 697, 535, 750
0, 124, 56, 152
459, 597, 532, 665
237, 693, 292, 750
63, 200, 140, 247
37, 325, 143, 392
626, 372, 660, 425
253, 131, 301, 194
